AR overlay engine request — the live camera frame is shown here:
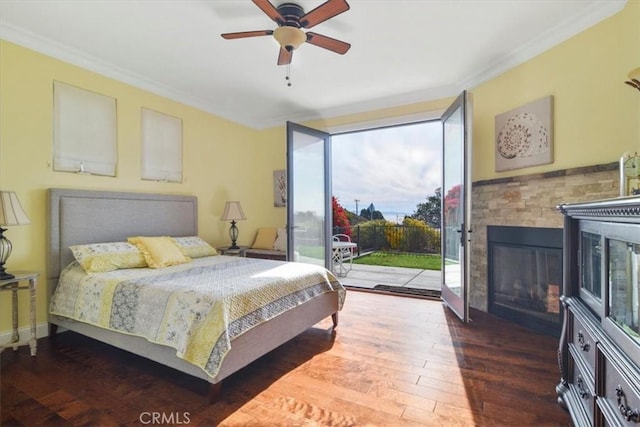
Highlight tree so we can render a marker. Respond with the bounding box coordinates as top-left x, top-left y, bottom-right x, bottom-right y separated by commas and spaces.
332, 196, 351, 237
359, 208, 384, 220
413, 188, 441, 228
